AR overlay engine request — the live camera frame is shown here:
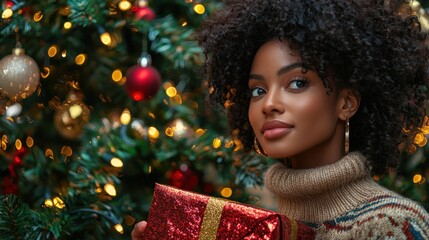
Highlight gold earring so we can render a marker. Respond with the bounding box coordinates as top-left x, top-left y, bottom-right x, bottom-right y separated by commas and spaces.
254, 137, 267, 156
345, 118, 350, 154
